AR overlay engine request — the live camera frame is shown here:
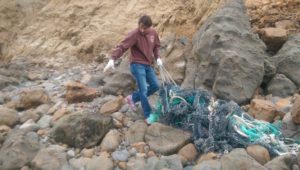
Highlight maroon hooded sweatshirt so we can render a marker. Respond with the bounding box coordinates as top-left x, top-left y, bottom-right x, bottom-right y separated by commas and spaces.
111, 27, 160, 65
